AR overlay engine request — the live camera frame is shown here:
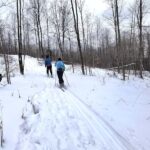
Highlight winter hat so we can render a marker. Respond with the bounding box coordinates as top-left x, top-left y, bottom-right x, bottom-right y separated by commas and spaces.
46, 55, 49, 58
